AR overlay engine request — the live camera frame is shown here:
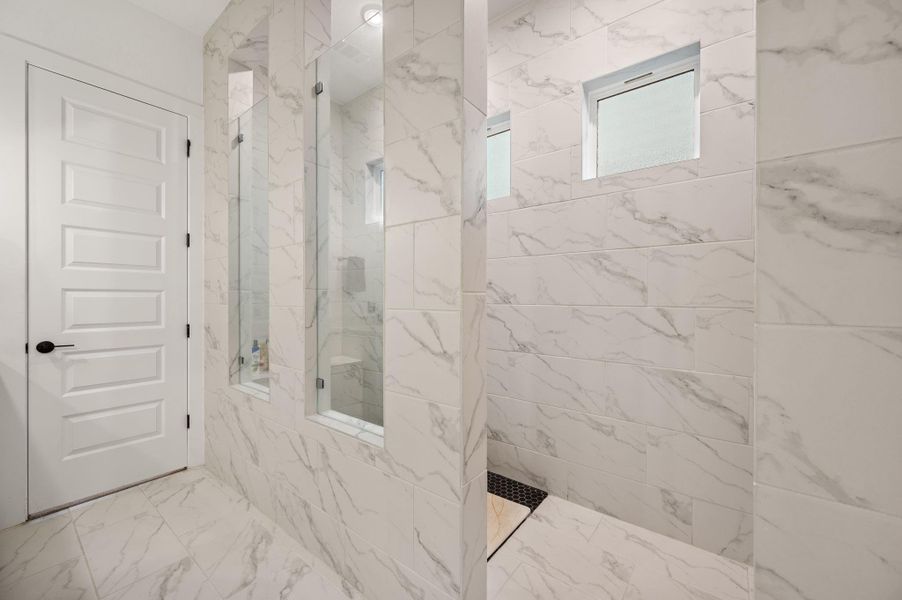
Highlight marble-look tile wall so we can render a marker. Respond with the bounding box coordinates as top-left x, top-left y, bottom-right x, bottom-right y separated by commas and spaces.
485, 0, 756, 563
755, 1, 902, 598
204, 1, 487, 599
